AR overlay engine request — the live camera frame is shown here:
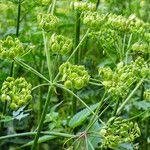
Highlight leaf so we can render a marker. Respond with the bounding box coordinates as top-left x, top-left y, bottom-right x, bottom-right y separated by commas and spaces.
69, 103, 99, 128
0, 116, 14, 123
133, 101, 150, 110
88, 121, 101, 150
19, 135, 56, 148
